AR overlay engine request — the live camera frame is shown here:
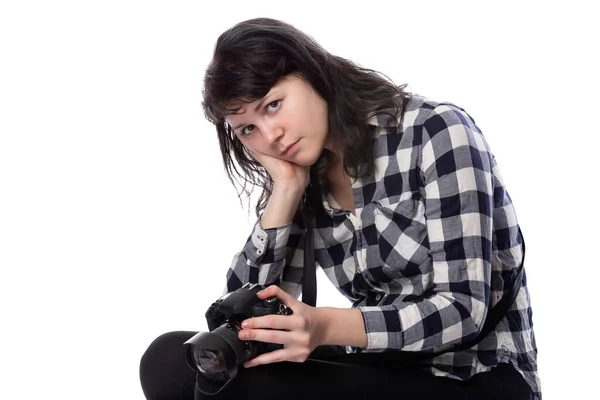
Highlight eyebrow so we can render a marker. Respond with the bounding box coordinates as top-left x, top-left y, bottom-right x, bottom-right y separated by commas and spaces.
229, 96, 271, 132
